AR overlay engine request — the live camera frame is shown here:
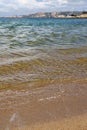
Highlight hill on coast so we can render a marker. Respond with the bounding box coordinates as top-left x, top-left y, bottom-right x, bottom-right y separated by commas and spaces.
5, 11, 87, 18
